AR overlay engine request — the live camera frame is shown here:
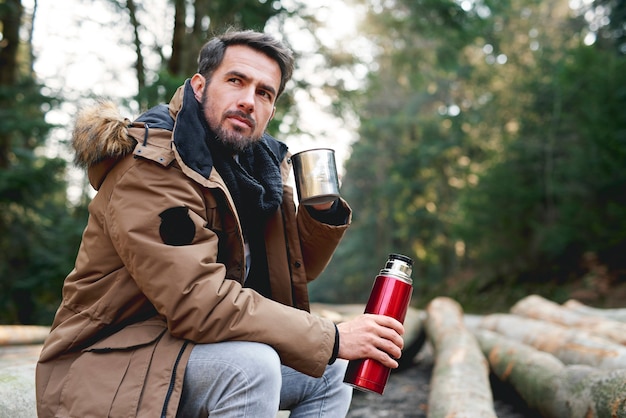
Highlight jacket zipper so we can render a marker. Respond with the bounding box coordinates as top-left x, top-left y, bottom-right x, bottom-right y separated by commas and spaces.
161, 340, 189, 418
